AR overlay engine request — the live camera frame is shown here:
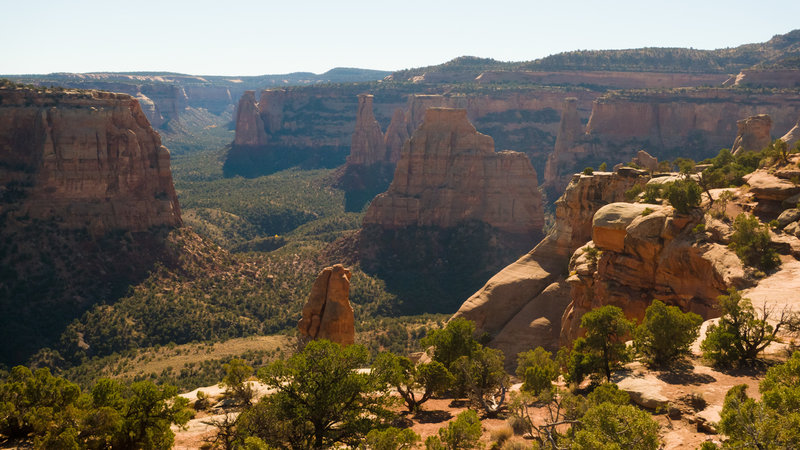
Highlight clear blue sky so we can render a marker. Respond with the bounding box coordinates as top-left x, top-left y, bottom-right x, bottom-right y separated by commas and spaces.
2, 0, 799, 76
